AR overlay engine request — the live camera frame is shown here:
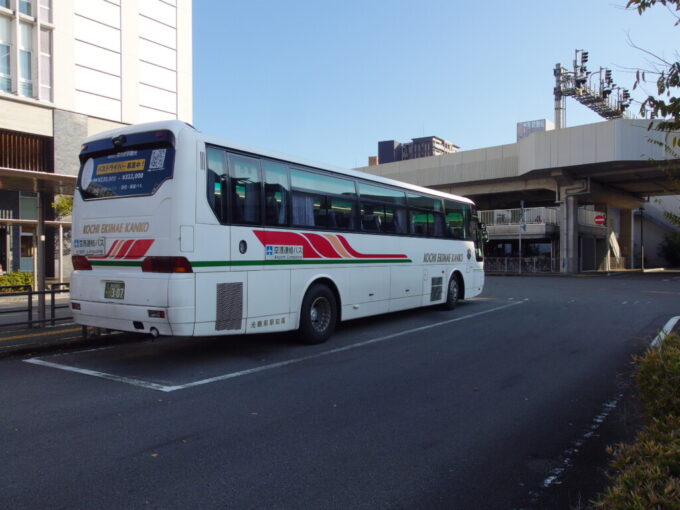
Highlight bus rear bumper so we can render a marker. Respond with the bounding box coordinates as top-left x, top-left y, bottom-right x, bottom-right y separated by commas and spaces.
71, 301, 194, 336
